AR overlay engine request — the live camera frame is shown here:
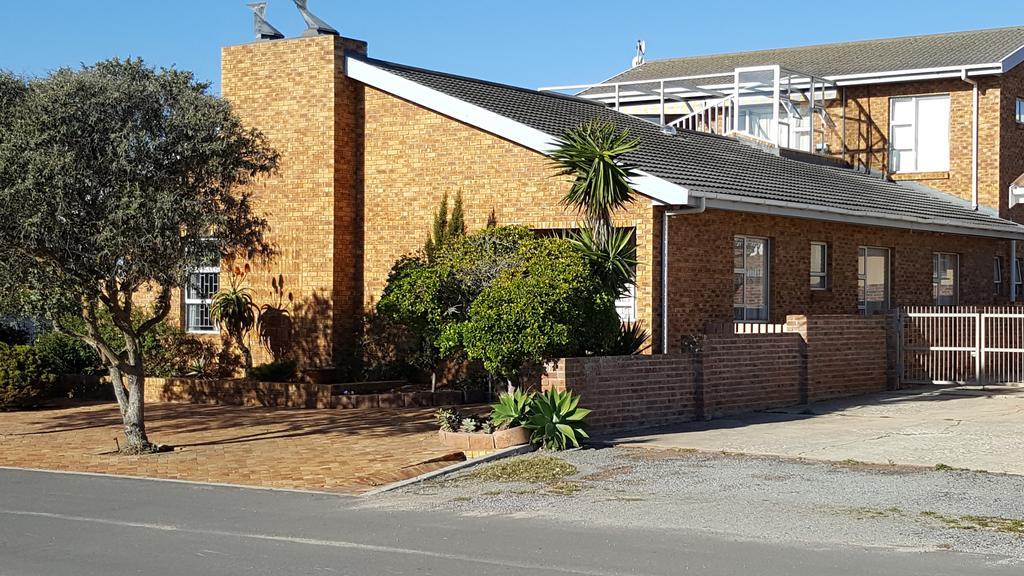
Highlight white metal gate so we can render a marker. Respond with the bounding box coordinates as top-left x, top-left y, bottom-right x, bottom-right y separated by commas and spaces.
897, 306, 1024, 386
